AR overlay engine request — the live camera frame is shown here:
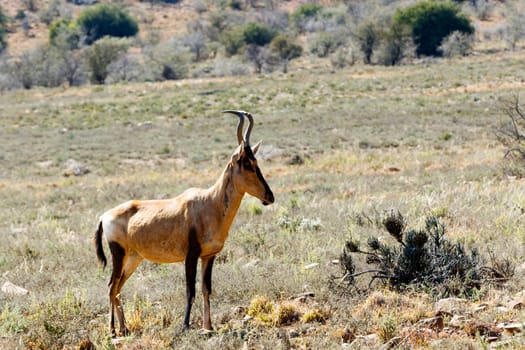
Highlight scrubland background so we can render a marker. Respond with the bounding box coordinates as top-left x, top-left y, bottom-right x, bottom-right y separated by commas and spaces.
1, 0, 525, 349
